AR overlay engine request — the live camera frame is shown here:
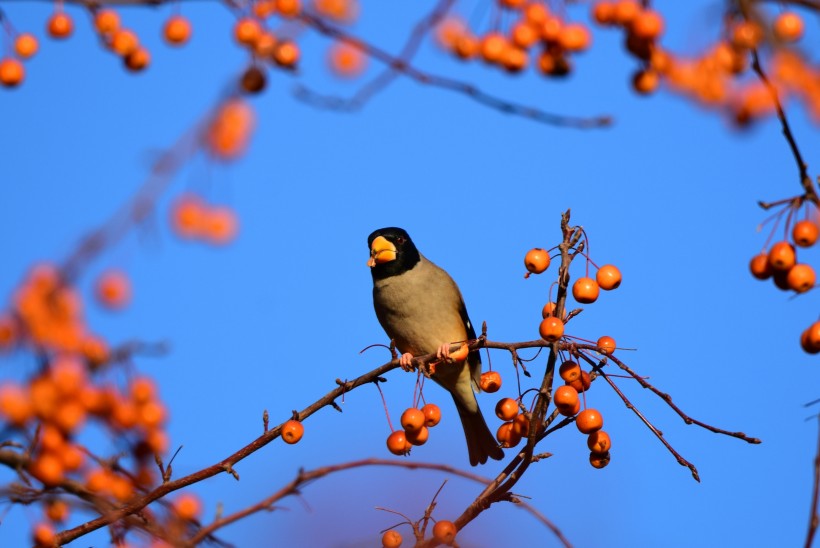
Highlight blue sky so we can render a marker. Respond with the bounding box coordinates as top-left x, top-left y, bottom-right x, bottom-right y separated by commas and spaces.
1, 1, 819, 546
